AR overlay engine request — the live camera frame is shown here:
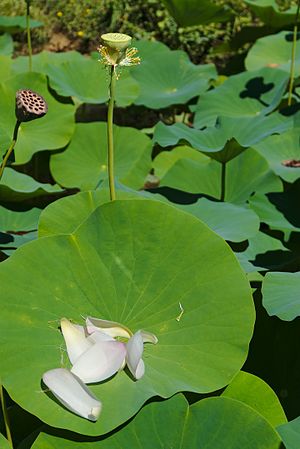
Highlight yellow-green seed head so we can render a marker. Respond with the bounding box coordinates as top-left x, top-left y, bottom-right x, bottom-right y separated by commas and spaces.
101, 33, 132, 51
